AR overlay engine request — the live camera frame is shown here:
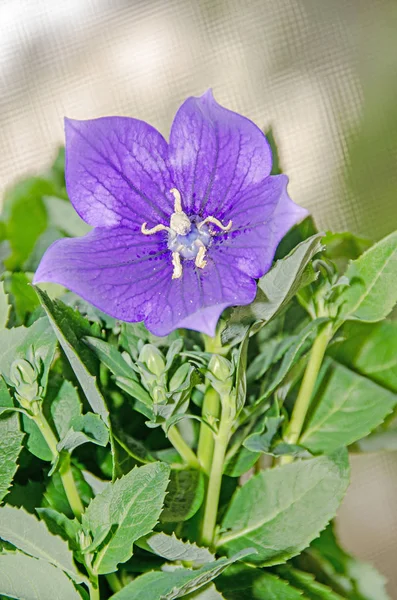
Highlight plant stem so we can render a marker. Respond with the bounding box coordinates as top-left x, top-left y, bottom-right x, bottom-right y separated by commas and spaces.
33, 411, 84, 518
168, 425, 200, 469
197, 387, 220, 475
280, 322, 333, 465
106, 572, 123, 593
89, 578, 100, 600
59, 454, 85, 518
201, 398, 233, 547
